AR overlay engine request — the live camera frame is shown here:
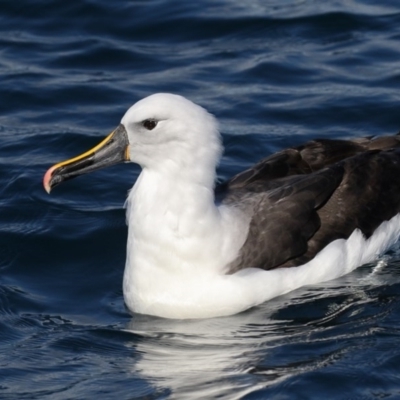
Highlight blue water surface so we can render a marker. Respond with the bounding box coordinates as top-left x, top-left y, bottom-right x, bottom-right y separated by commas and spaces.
1, 0, 400, 398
